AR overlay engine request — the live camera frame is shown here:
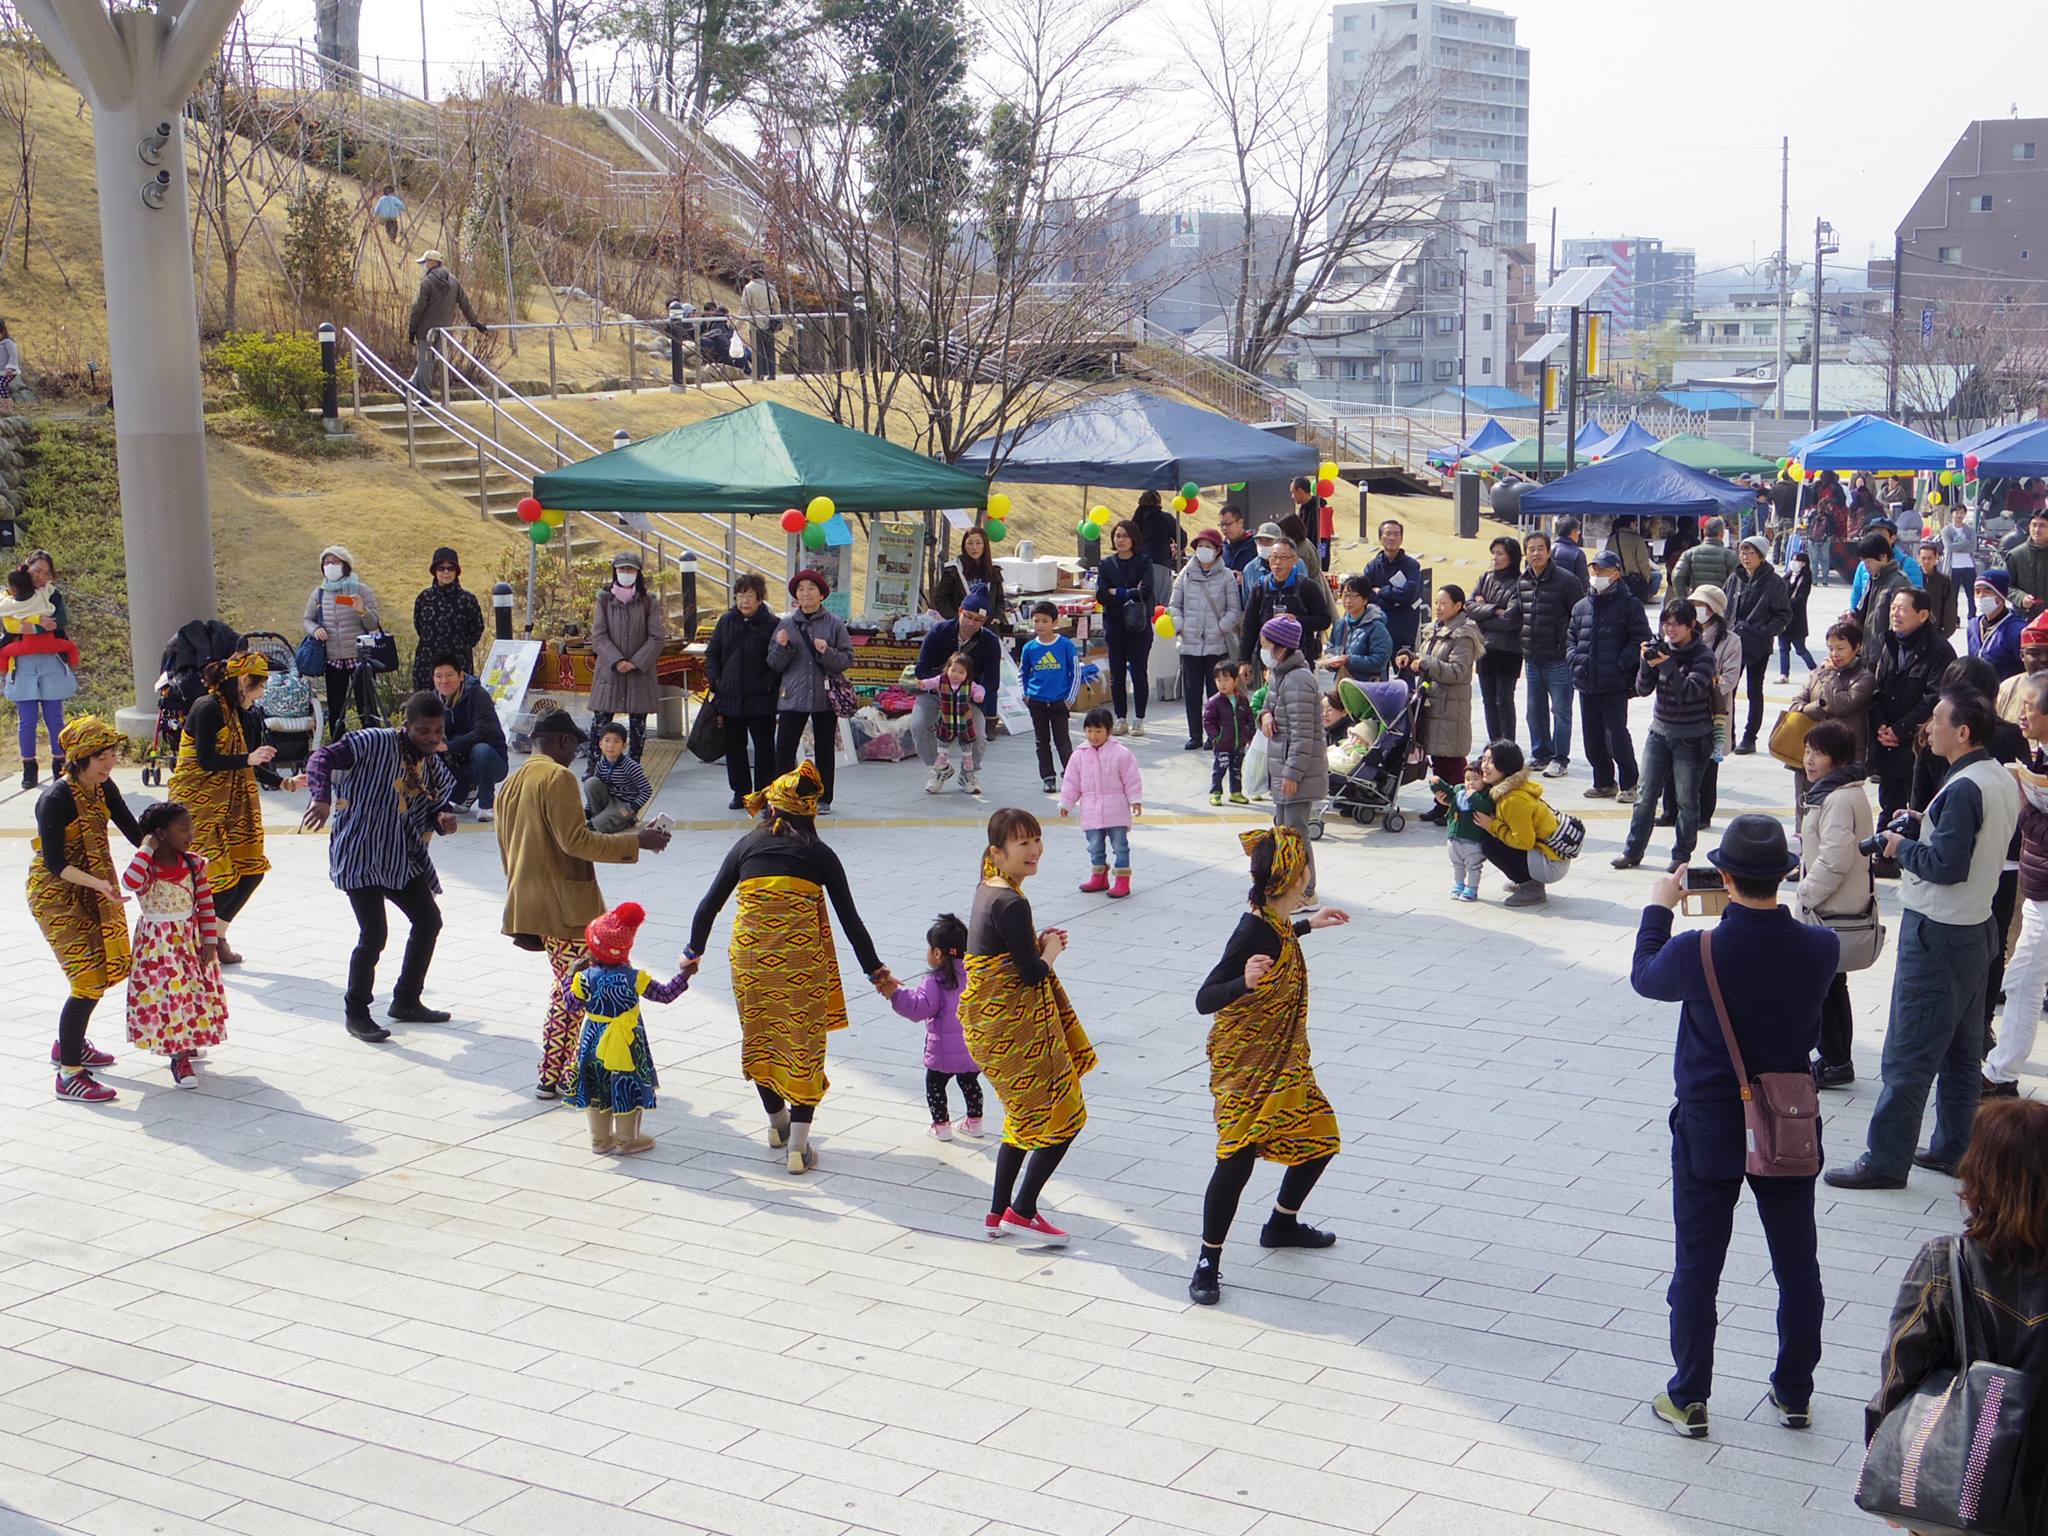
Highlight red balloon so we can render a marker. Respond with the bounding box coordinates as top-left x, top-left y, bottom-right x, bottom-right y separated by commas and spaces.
1965, 454, 1981, 473
516, 496, 543, 524
1184, 495, 1199, 515
1316, 477, 1335, 498
779, 508, 806, 534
